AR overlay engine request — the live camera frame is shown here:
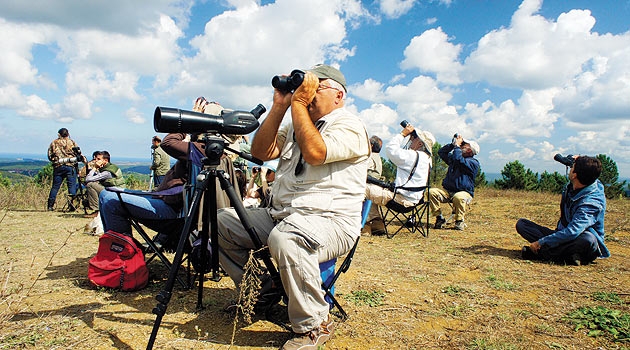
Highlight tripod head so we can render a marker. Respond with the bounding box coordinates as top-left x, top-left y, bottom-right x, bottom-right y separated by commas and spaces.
197, 133, 263, 167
